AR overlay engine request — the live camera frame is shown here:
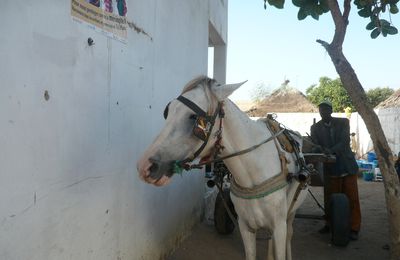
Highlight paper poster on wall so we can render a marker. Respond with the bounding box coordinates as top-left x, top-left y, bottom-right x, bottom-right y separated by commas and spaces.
71, 0, 128, 43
